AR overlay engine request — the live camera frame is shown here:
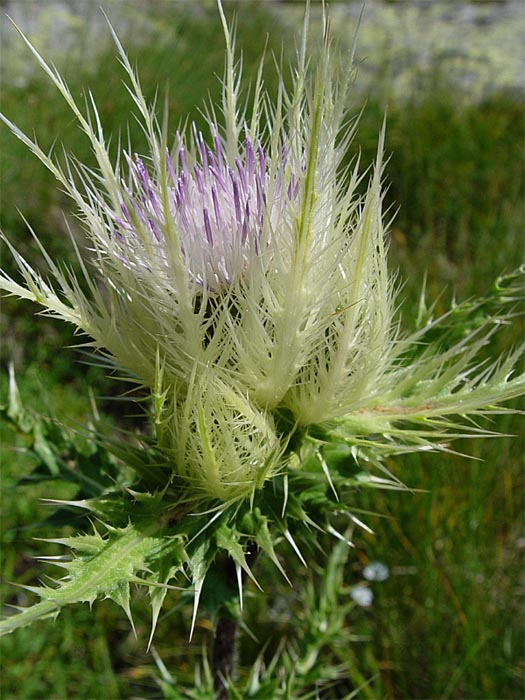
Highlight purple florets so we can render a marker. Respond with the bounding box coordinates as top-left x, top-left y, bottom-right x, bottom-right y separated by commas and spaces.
115, 125, 295, 291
